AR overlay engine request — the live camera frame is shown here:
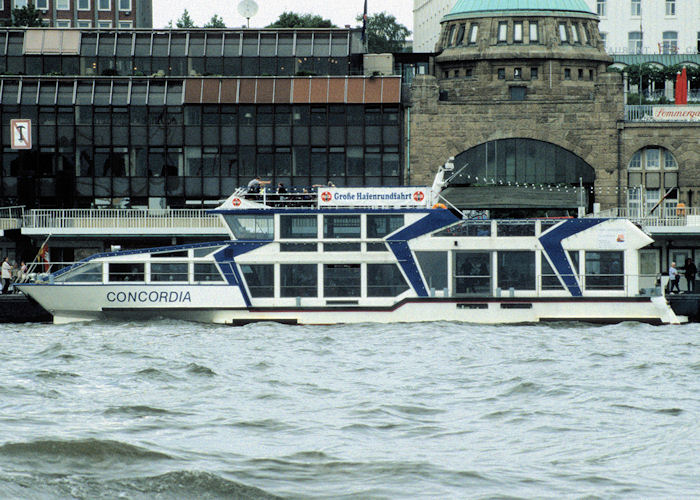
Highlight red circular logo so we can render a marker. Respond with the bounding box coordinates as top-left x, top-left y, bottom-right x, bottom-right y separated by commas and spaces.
413, 191, 425, 202
321, 191, 332, 202
232, 198, 242, 207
